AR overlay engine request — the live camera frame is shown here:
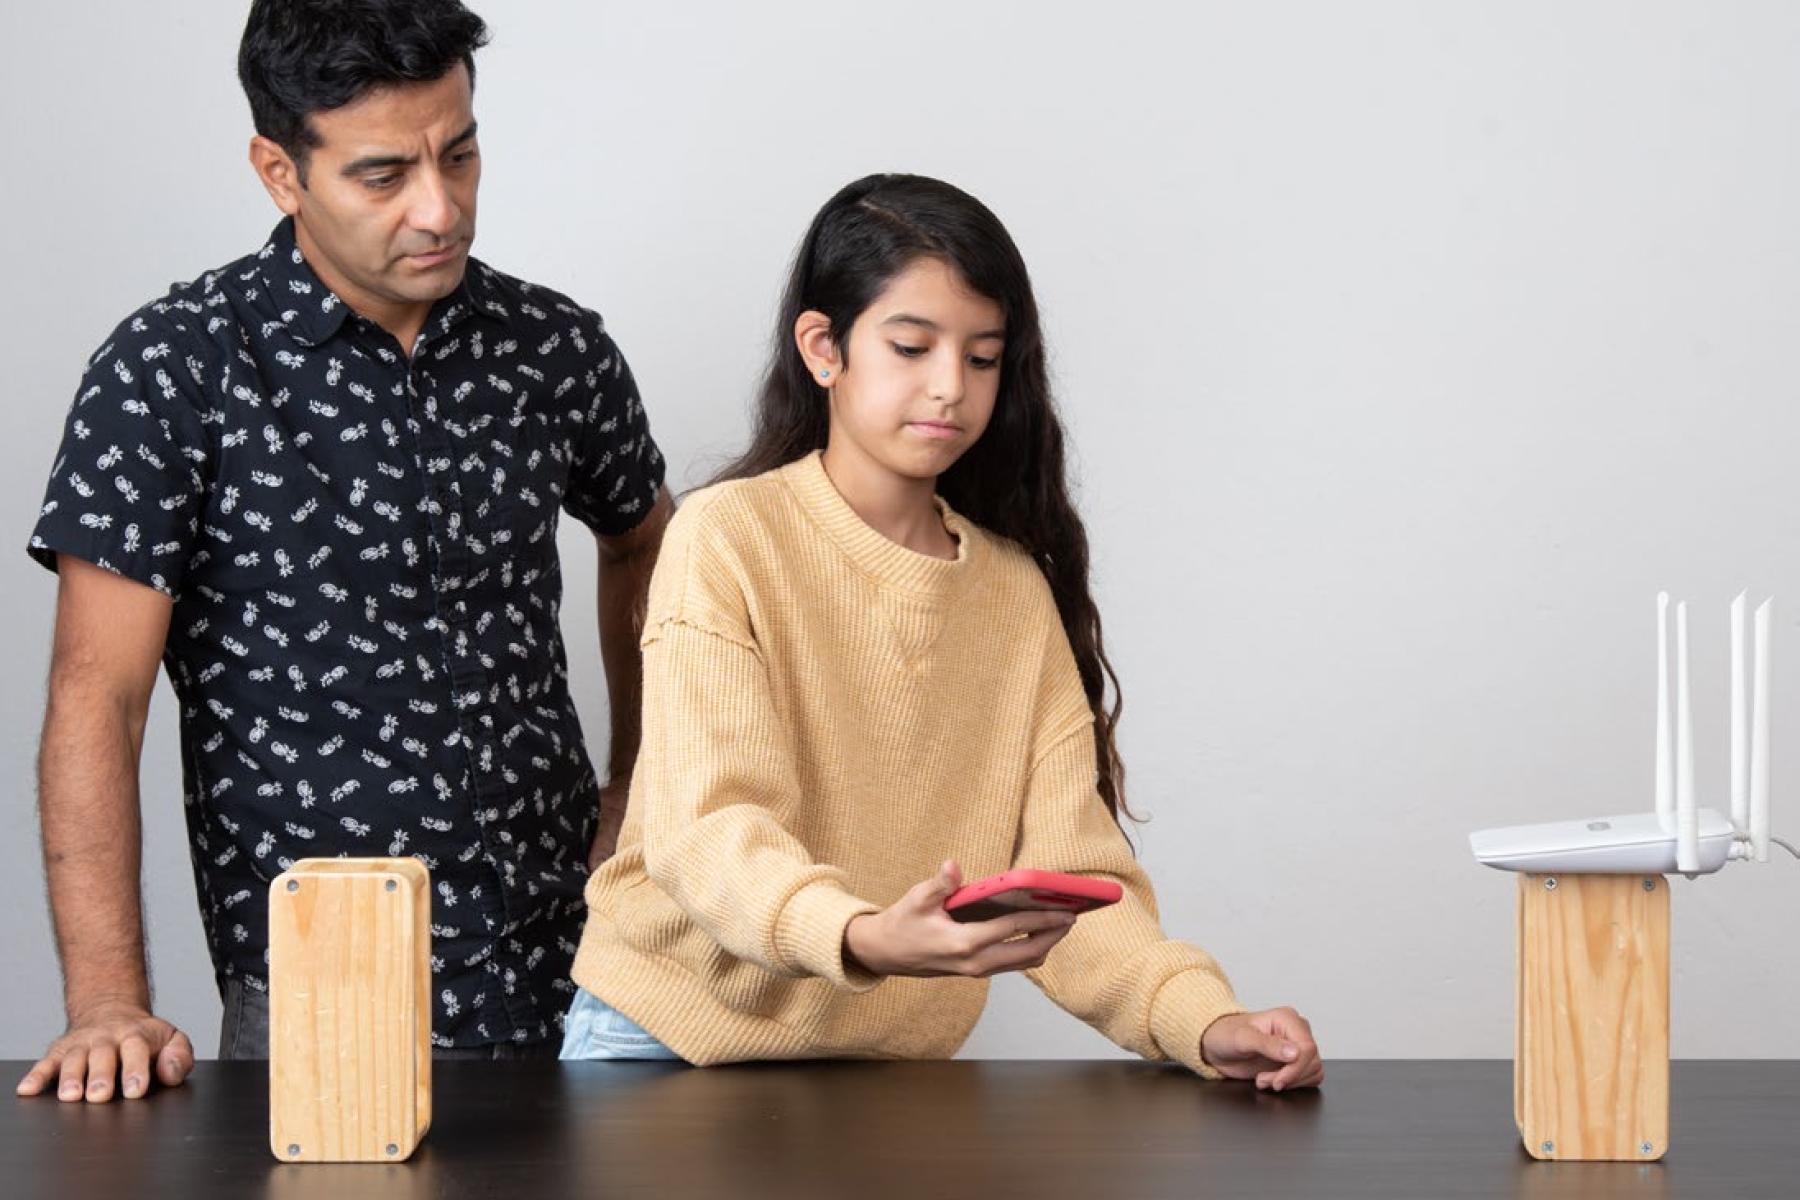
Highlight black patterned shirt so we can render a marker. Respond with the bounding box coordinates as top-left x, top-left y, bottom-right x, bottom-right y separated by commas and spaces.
27, 218, 665, 1047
